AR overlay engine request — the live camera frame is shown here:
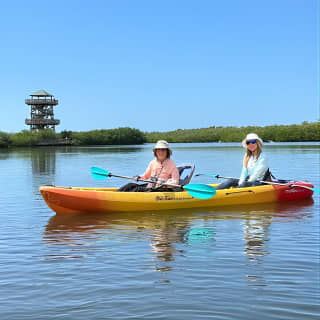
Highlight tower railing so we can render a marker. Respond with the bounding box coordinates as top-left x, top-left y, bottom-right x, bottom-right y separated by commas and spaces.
25, 99, 59, 105
25, 119, 60, 125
